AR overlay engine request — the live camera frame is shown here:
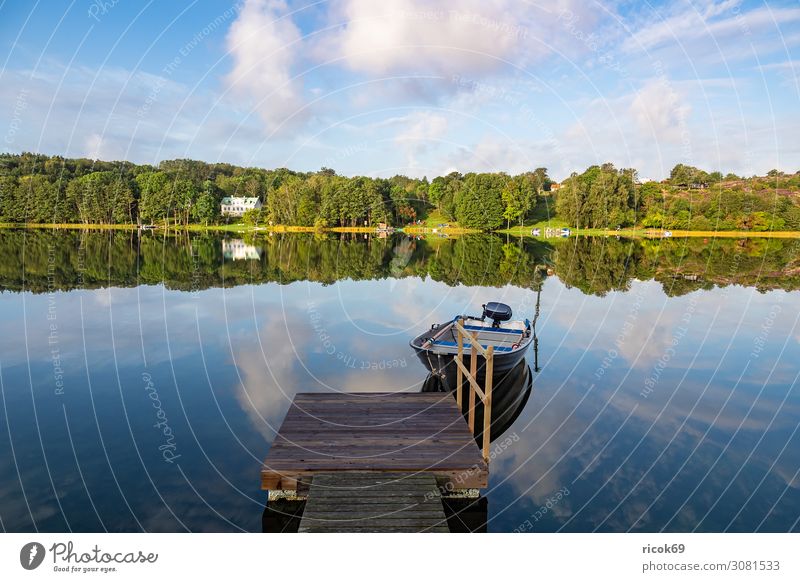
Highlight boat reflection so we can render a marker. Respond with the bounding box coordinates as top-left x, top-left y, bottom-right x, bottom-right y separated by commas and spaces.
420, 360, 534, 533
420, 359, 533, 444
